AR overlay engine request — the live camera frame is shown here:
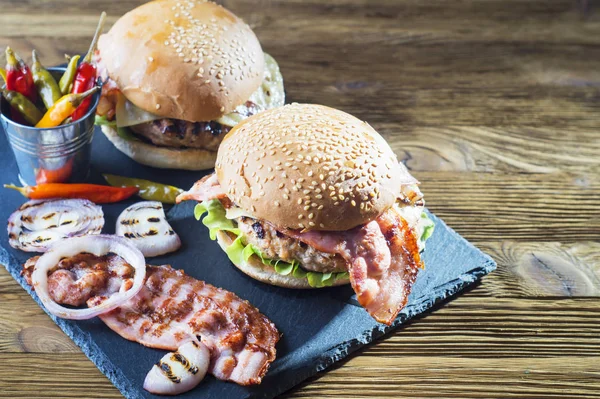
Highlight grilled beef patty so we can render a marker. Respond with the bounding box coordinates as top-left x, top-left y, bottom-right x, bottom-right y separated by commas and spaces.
129, 101, 261, 151
236, 216, 348, 273
130, 119, 230, 151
